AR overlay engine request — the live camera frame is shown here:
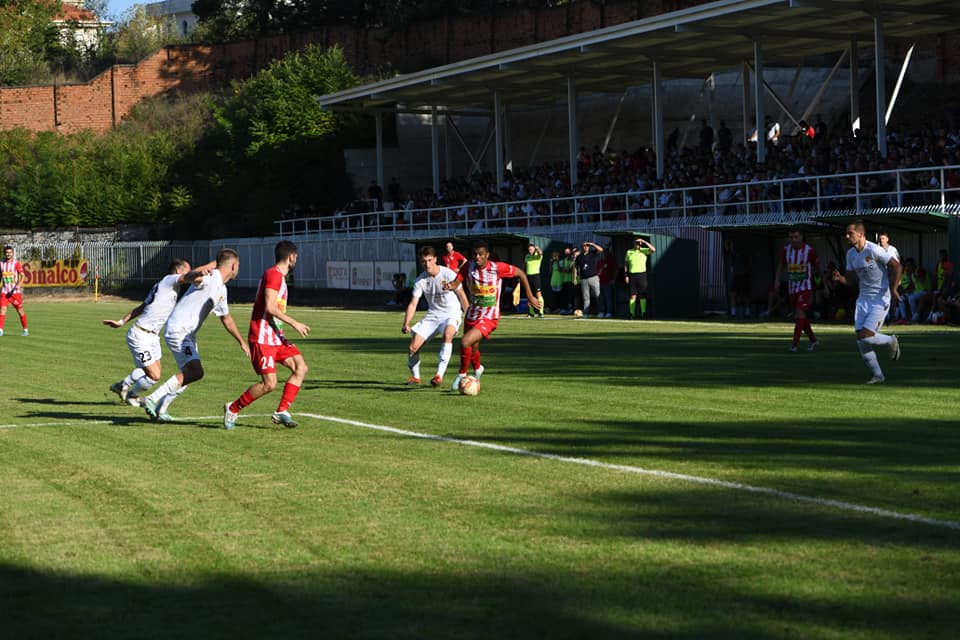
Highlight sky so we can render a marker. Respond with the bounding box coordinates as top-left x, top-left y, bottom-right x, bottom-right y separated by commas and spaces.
106, 0, 146, 21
